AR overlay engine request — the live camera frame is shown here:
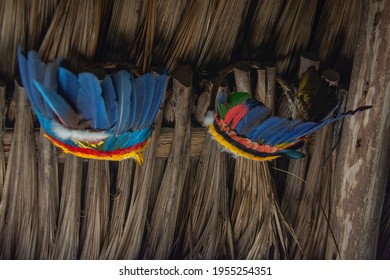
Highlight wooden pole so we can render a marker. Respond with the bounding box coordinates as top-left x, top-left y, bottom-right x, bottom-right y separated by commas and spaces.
325, 0, 390, 259
143, 65, 192, 259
